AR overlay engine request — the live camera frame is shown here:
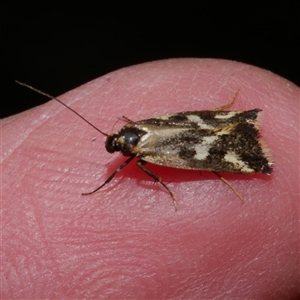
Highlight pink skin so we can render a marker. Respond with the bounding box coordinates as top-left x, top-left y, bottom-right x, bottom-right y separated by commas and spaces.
2, 59, 299, 298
